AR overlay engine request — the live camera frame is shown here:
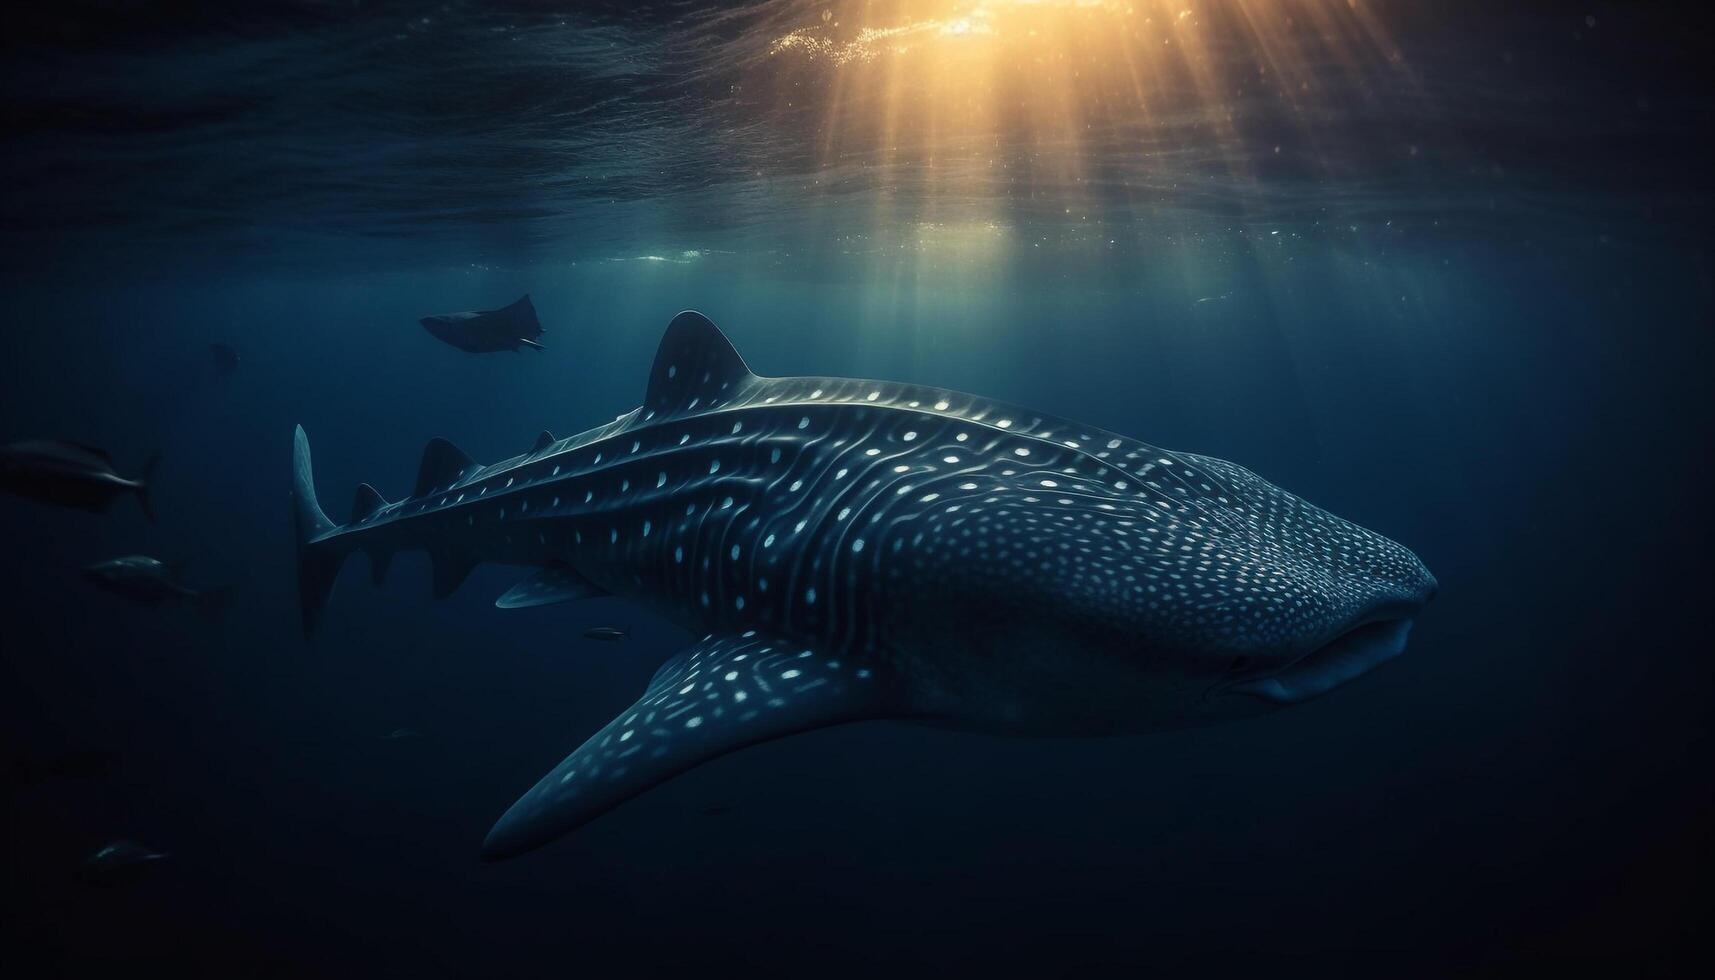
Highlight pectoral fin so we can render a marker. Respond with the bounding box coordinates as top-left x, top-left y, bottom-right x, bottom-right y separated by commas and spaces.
481, 634, 888, 859
494, 562, 607, 609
